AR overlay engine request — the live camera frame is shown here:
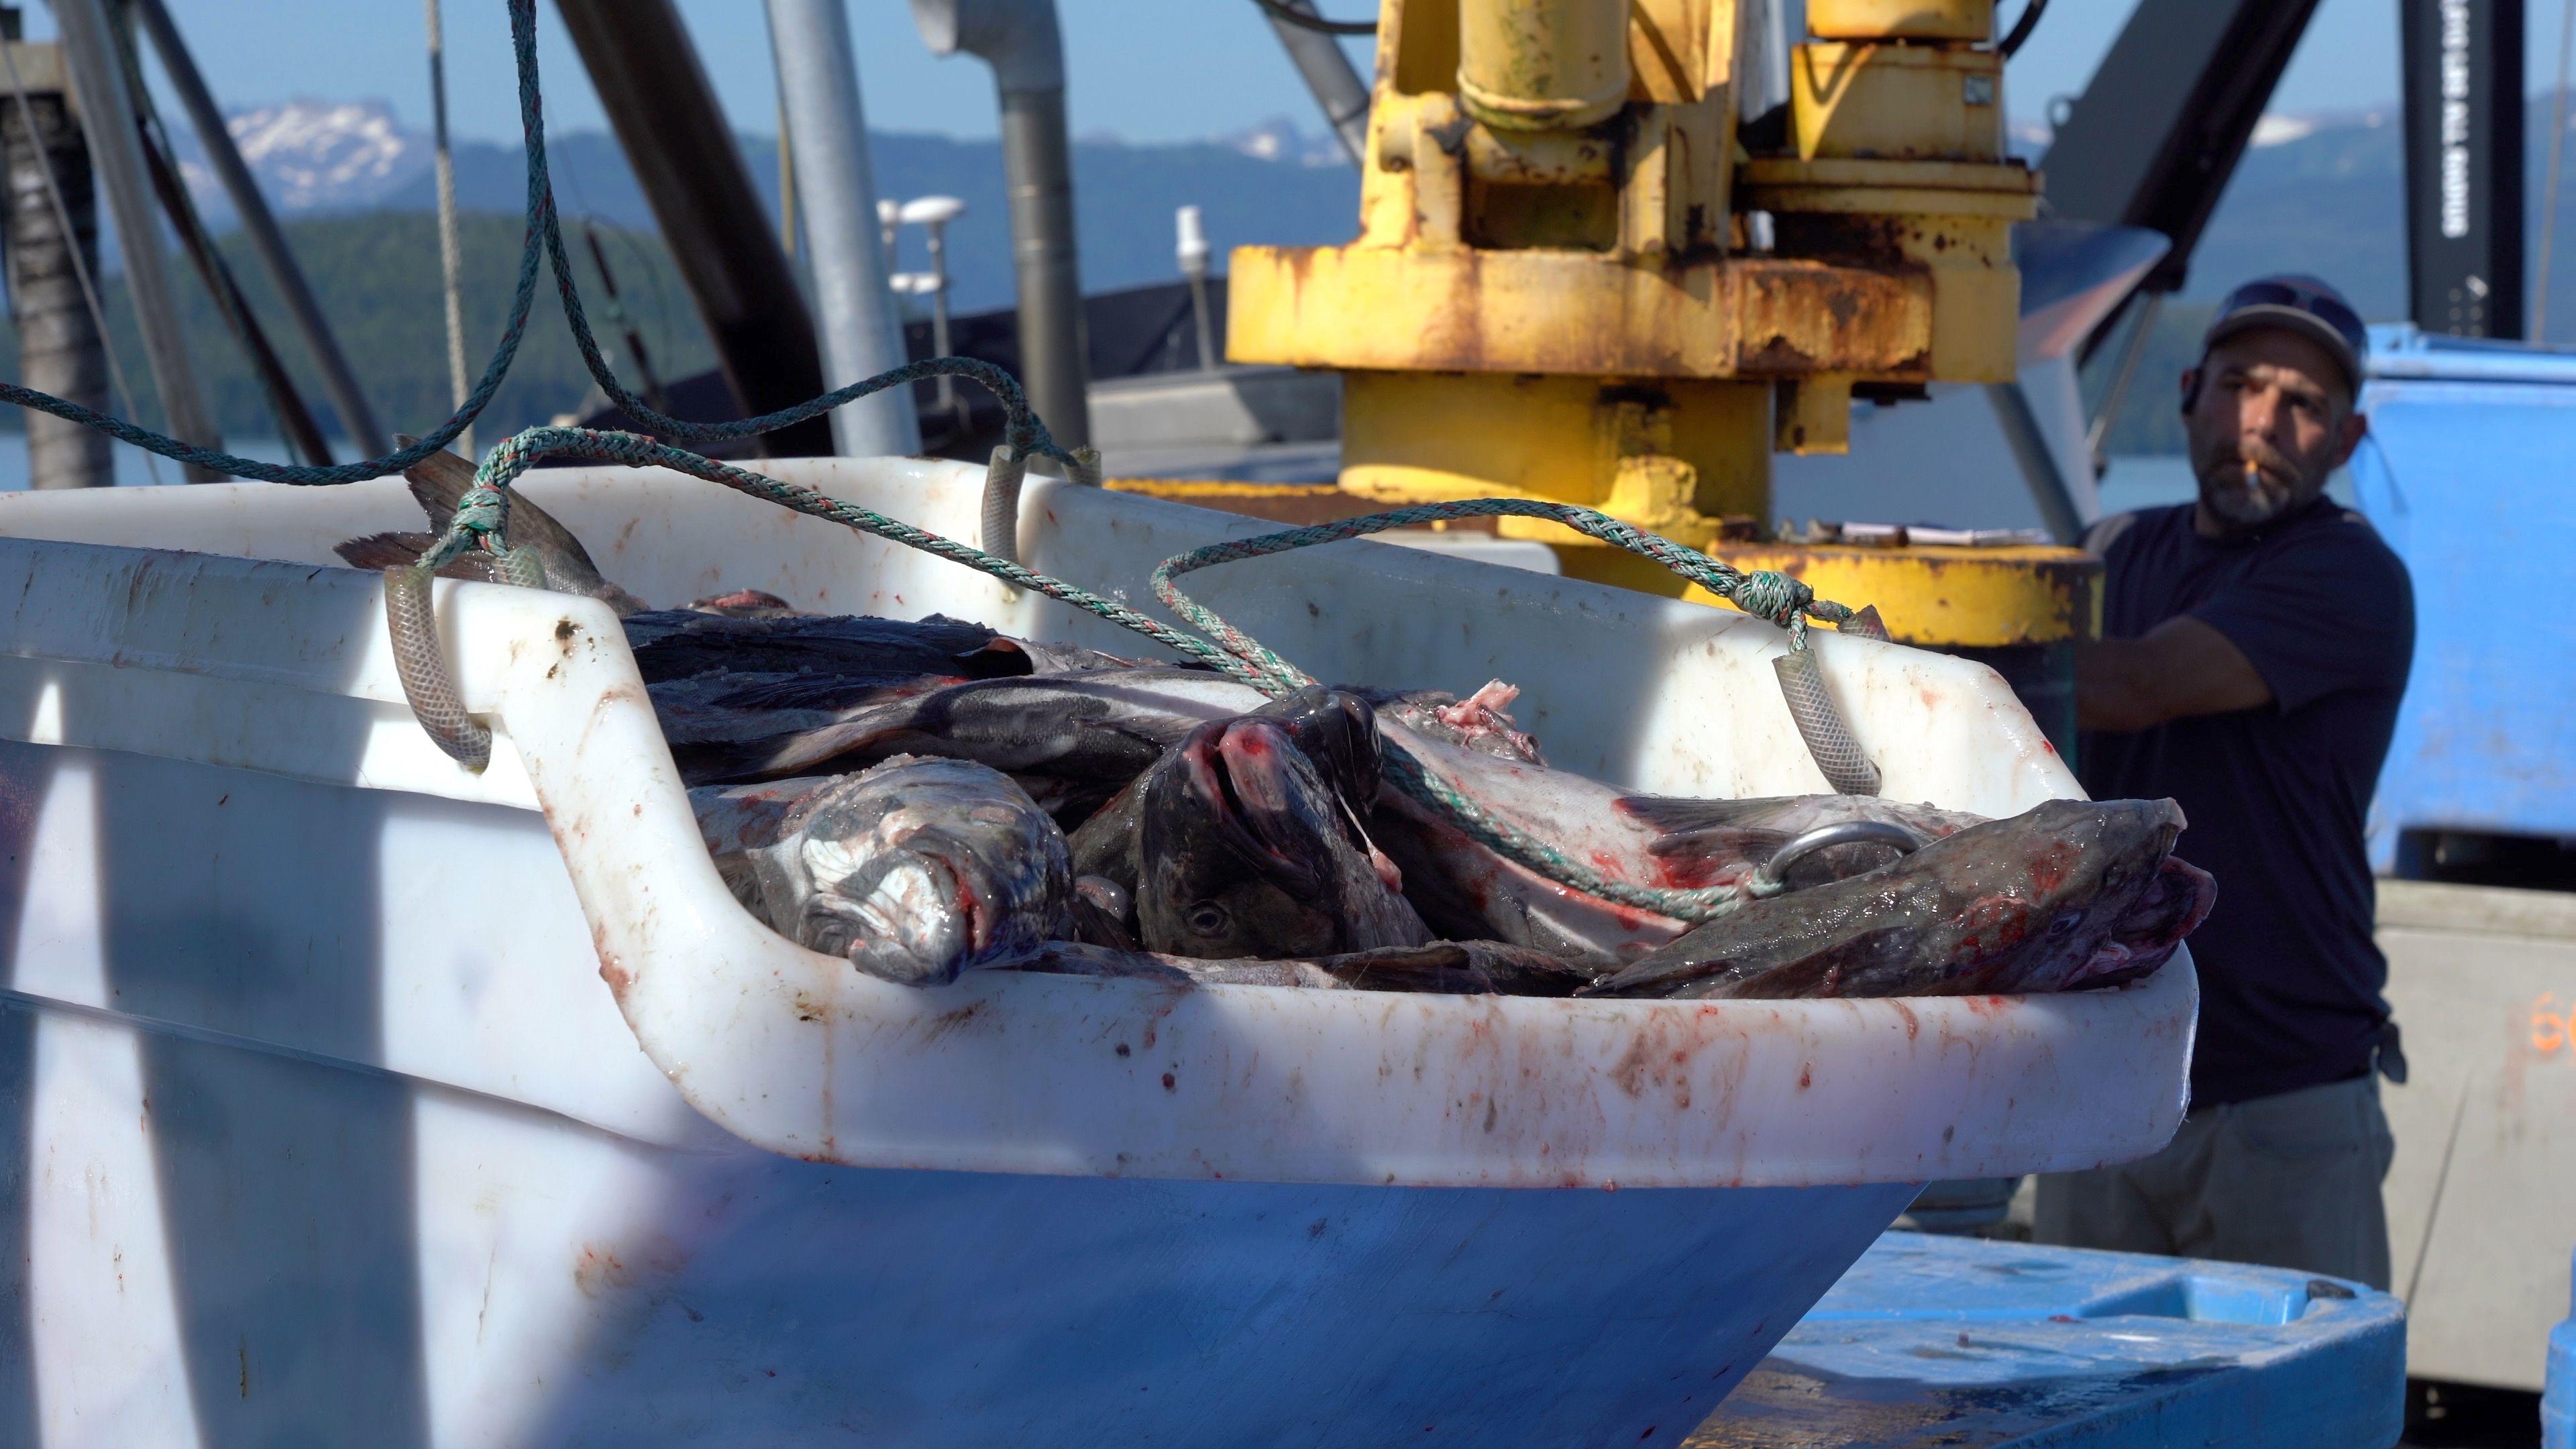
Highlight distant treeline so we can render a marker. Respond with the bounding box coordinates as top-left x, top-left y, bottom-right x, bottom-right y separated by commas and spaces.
0, 211, 716, 443
0, 208, 2229, 458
